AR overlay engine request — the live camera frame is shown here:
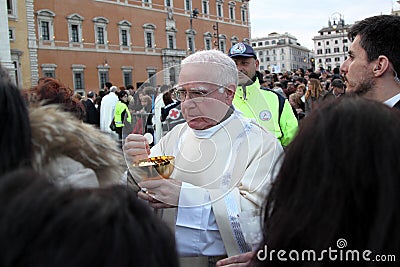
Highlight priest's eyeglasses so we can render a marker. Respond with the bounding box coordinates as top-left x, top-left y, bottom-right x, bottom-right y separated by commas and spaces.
173, 86, 224, 102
